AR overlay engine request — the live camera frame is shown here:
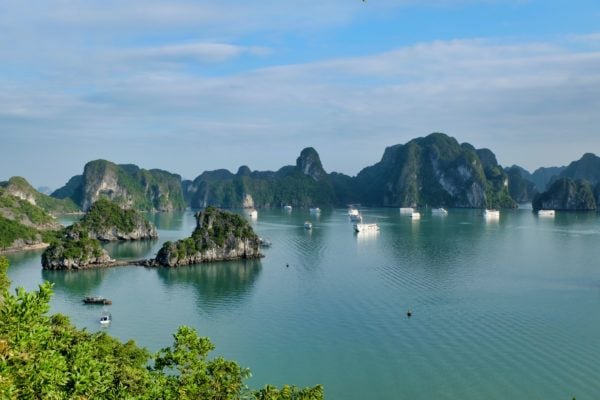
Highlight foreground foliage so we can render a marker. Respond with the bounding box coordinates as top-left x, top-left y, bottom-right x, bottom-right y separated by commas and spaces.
0, 257, 323, 399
